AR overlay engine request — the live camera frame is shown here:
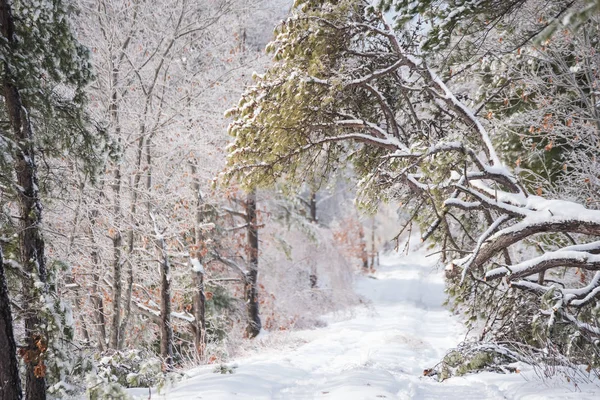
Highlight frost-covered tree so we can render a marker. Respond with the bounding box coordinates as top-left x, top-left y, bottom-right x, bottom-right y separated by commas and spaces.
0, 0, 101, 397
226, 0, 600, 371
66, 0, 260, 358
44, 0, 299, 373
0, 247, 21, 400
